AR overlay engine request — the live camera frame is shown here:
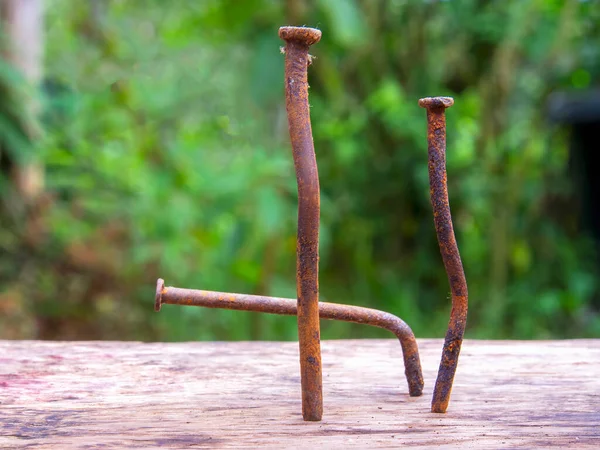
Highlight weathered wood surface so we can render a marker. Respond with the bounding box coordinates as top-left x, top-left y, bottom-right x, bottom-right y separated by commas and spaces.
0, 339, 599, 449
